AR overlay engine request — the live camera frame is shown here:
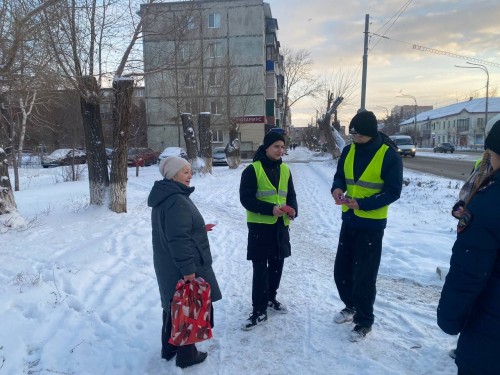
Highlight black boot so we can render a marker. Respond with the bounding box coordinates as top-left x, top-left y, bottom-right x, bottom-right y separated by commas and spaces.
161, 309, 177, 361
161, 342, 177, 361
176, 344, 207, 368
